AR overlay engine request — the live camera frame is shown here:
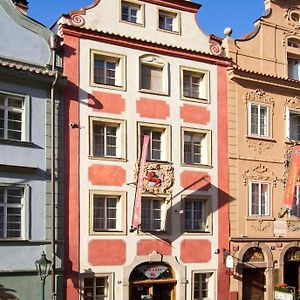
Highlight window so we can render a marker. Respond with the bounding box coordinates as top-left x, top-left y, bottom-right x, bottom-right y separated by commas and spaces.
249, 181, 270, 216
248, 103, 269, 137
90, 191, 126, 234
288, 39, 300, 48
288, 57, 300, 80
158, 10, 180, 33
139, 123, 170, 162
82, 275, 111, 300
181, 68, 209, 101
287, 109, 300, 141
0, 186, 25, 239
91, 50, 125, 89
90, 117, 125, 159
192, 272, 214, 300
121, 0, 143, 25
140, 55, 168, 94
182, 128, 211, 166
183, 197, 210, 232
141, 196, 166, 231
0, 93, 27, 141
